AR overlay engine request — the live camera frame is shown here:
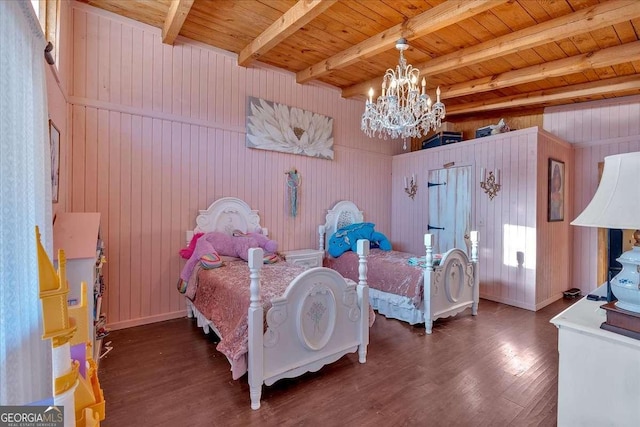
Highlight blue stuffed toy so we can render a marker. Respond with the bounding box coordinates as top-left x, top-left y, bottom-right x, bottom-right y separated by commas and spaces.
328, 222, 392, 257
